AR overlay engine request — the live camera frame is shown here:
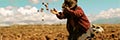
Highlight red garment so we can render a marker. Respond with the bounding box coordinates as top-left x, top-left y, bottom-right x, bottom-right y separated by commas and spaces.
56, 6, 90, 32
